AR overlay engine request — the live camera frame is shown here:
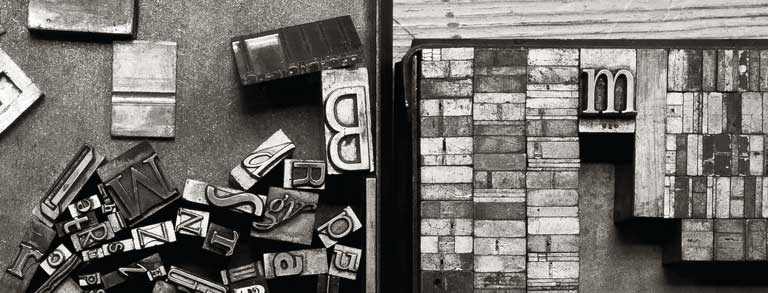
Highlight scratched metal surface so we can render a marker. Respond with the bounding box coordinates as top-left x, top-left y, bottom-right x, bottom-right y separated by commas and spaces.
0, 0, 371, 291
